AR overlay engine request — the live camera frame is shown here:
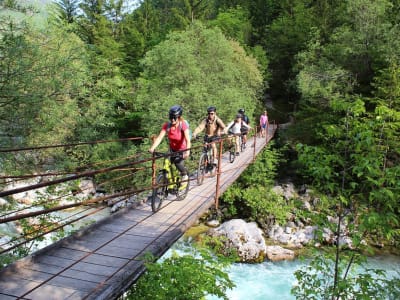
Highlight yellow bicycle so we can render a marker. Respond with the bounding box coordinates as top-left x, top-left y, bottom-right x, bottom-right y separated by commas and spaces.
151, 151, 190, 212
